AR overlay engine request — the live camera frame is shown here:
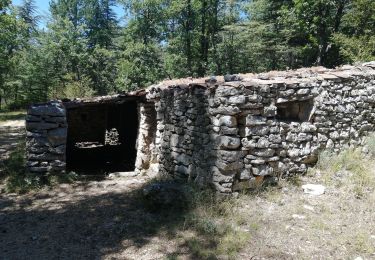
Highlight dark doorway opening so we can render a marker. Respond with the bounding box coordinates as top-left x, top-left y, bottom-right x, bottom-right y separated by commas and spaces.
276, 99, 314, 122
66, 101, 139, 173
